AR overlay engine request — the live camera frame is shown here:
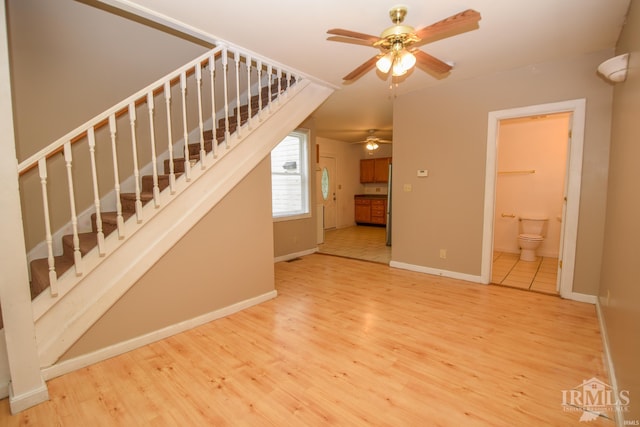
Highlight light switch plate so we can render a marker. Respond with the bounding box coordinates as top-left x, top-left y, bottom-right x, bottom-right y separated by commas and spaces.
417, 170, 428, 177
